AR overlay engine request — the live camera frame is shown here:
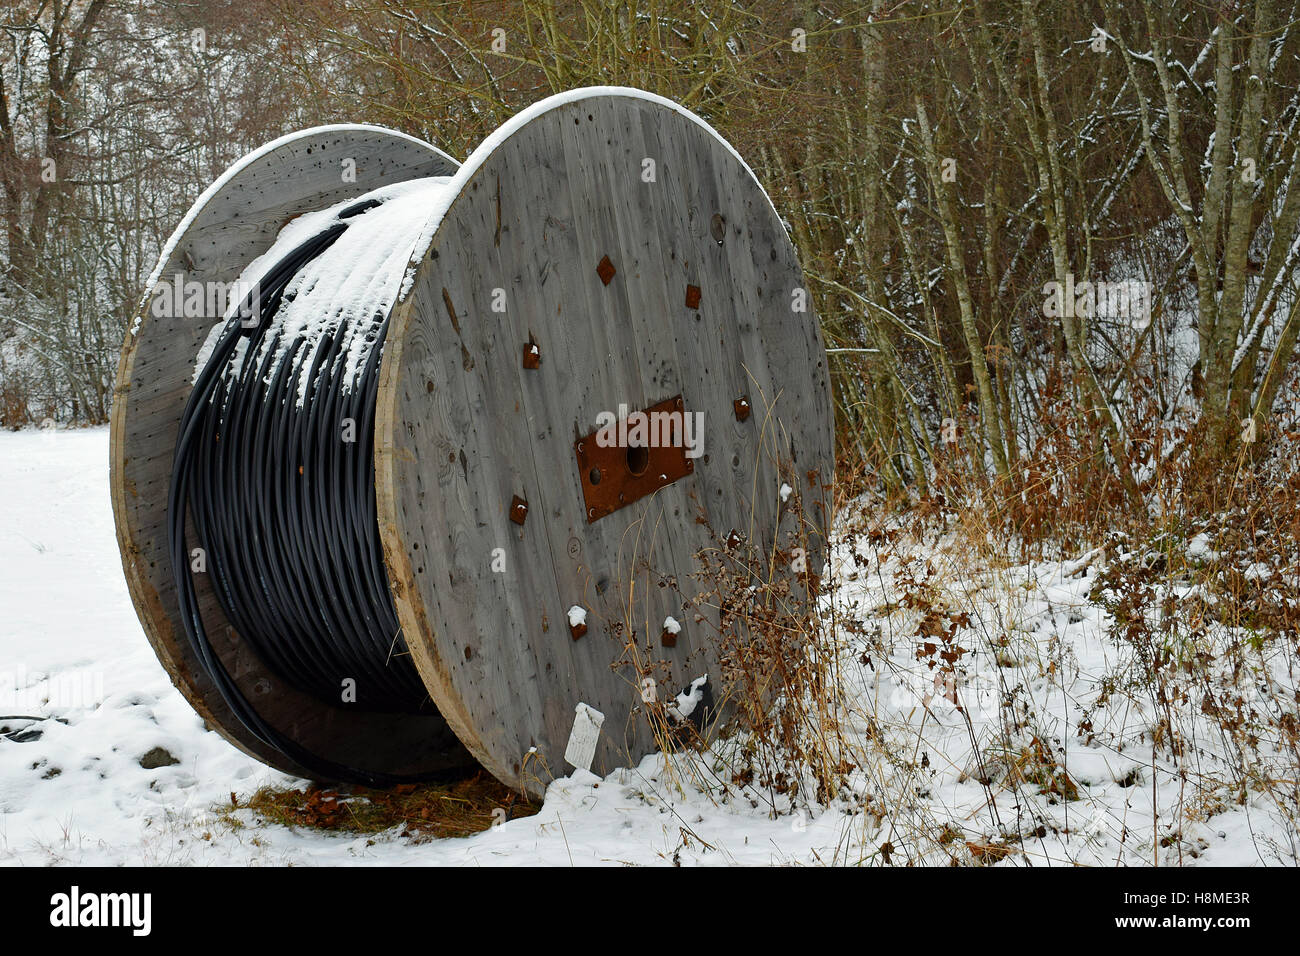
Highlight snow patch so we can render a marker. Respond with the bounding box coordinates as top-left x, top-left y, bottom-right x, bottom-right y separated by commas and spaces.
192, 176, 456, 404
669, 675, 709, 722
